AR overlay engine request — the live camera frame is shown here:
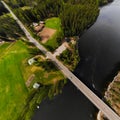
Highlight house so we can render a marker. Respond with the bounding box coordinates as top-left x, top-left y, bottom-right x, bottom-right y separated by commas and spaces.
33, 83, 40, 89
28, 58, 35, 65
0, 39, 4, 44
34, 24, 44, 32
39, 21, 45, 24
32, 22, 38, 27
